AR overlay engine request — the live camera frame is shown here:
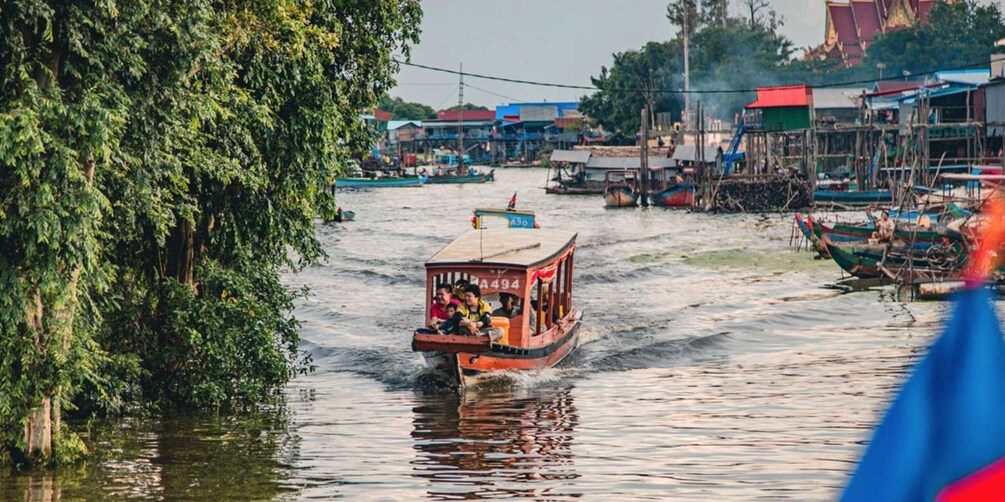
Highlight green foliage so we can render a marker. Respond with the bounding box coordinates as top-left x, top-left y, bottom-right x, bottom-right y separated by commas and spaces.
581, 0, 1005, 135
379, 96, 437, 120
0, 0, 422, 464
862, 1, 1005, 77
445, 103, 490, 111
580, 41, 684, 135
